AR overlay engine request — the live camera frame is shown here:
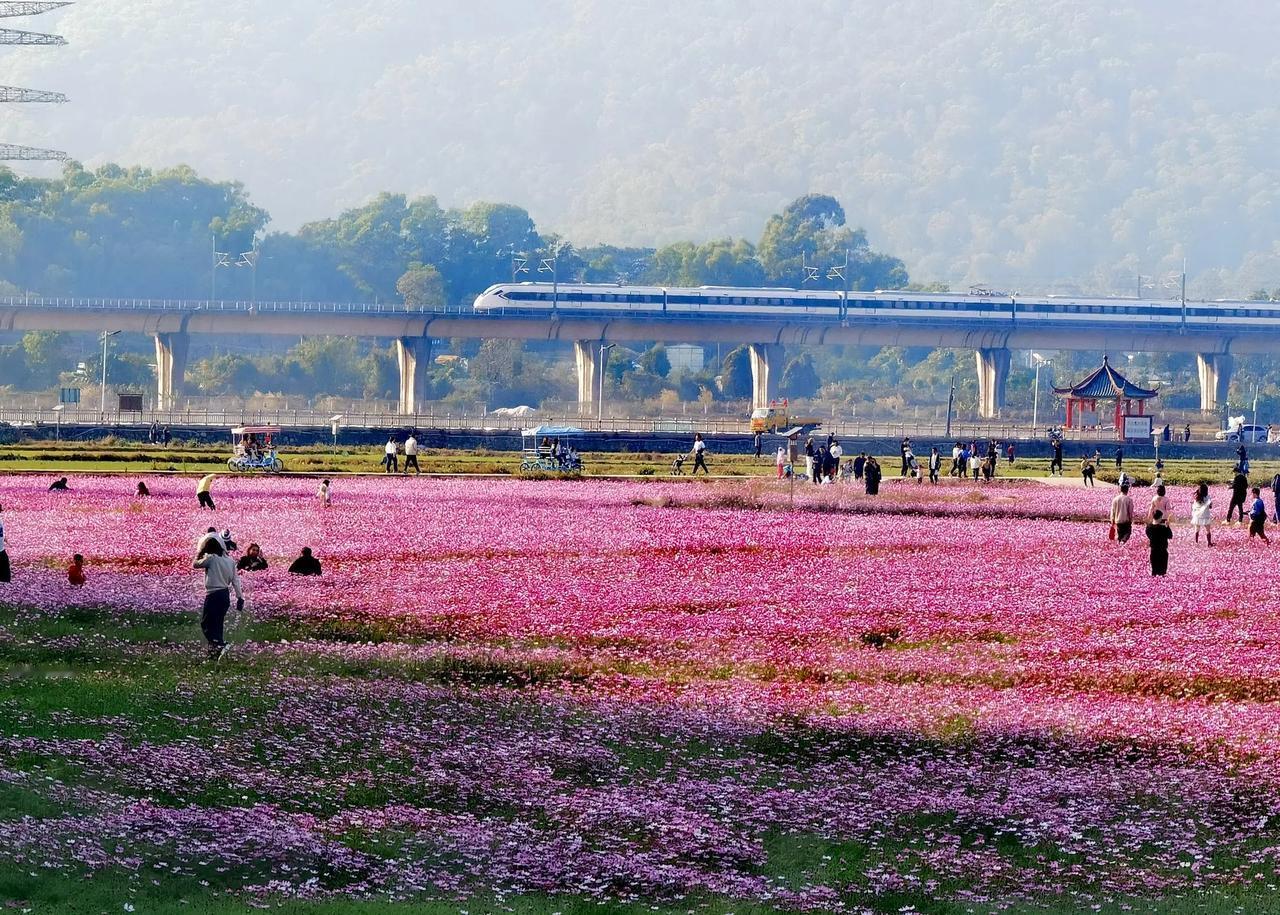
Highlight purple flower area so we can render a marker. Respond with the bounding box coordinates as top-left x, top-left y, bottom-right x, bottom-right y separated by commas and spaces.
3, 475, 1280, 908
